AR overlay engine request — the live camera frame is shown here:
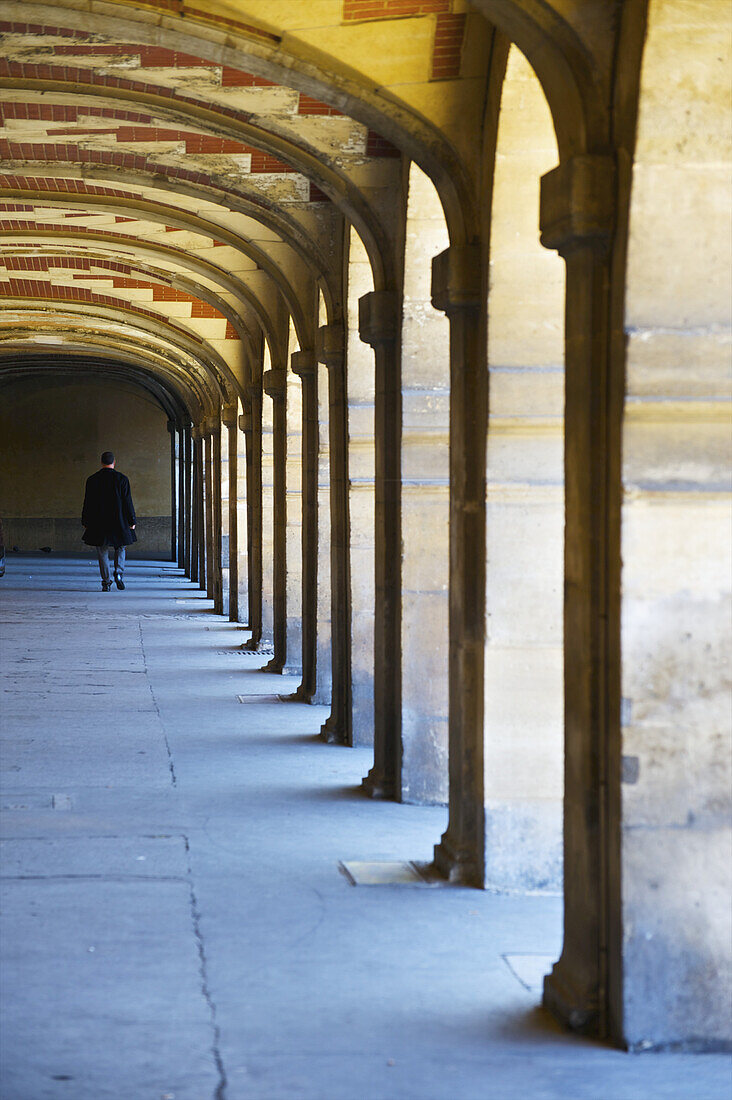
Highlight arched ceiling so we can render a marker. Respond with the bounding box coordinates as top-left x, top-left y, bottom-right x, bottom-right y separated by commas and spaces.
0, 0, 611, 422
